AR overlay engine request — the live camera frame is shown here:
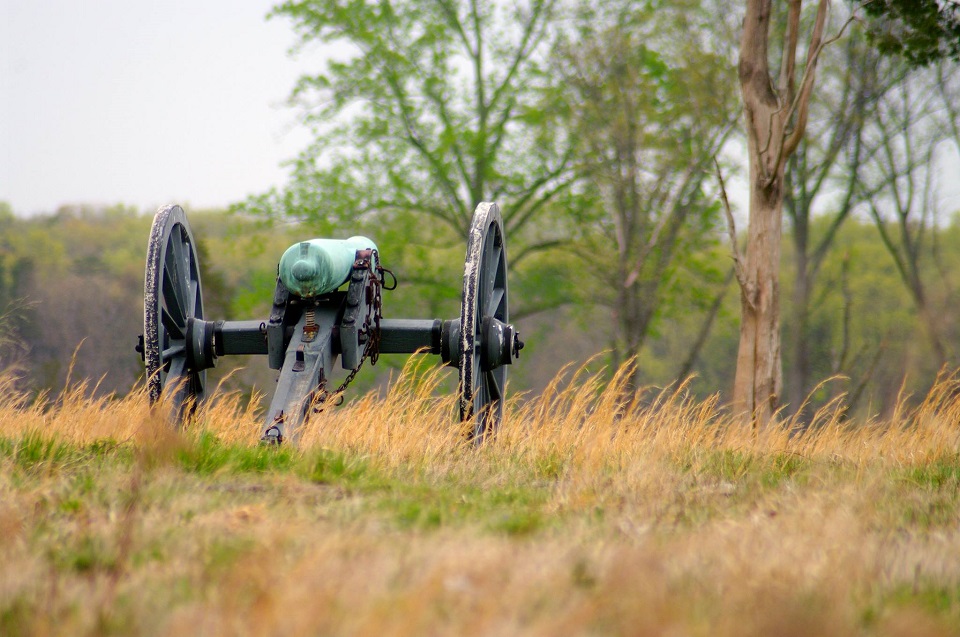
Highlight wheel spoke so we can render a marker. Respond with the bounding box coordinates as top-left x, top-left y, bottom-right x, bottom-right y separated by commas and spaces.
161, 306, 185, 339
486, 287, 505, 318
171, 231, 193, 314
188, 279, 200, 318
162, 343, 185, 361
167, 355, 185, 381
170, 227, 185, 268
489, 242, 502, 281
484, 369, 503, 402
170, 226, 186, 279
191, 371, 205, 397
481, 242, 494, 308
162, 254, 187, 327
474, 380, 486, 415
